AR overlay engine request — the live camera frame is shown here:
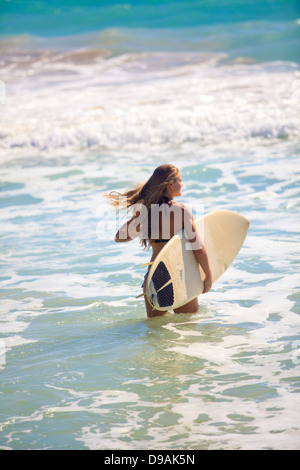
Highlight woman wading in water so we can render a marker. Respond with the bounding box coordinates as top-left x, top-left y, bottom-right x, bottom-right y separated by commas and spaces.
104, 164, 212, 318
